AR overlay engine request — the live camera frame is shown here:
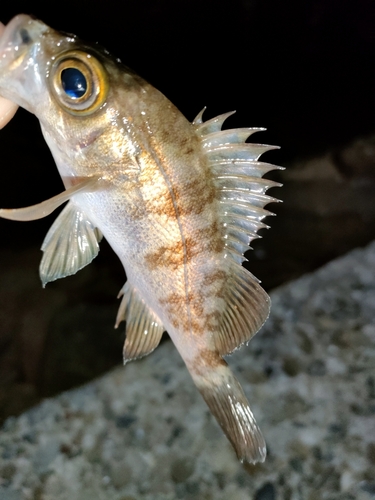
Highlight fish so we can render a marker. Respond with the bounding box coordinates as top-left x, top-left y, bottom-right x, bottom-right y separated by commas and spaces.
0, 14, 282, 464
